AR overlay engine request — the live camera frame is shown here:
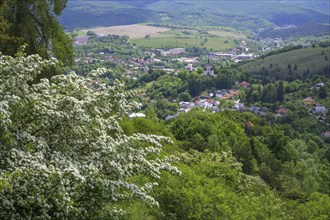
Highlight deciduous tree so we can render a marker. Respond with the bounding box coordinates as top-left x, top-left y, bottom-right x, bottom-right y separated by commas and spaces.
0, 52, 179, 219
0, 0, 74, 65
